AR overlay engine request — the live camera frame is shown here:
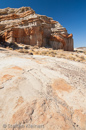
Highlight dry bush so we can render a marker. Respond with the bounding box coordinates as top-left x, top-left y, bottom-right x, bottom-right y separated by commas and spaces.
33, 51, 38, 55
33, 46, 39, 49
75, 59, 80, 62
24, 46, 30, 49
24, 50, 28, 53
46, 50, 57, 55
80, 56, 85, 61
67, 56, 76, 61
84, 51, 86, 55
40, 51, 47, 55
71, 53, 74, 55
75, 54, 79, 57
9, 48, 13, 50
18, 49, 28, 53
18, 47, 86, 63
51, 54, 55, 57
18, 49, 24, 53
41, 47, 46, 49
60, 53, 66, 57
